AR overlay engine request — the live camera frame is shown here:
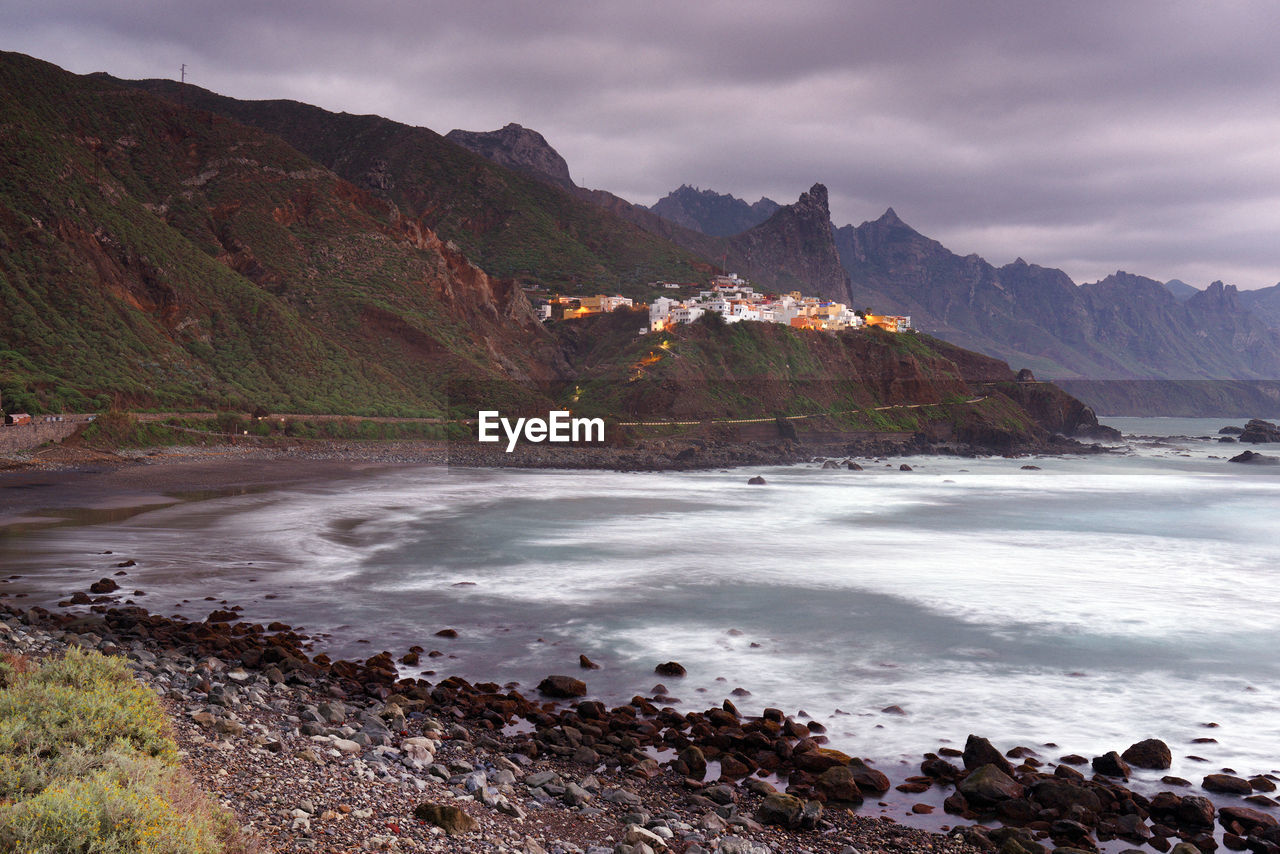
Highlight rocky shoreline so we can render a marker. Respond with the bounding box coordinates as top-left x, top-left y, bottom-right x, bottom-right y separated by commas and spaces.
3, 597, 1277, 854
2, 423, 1111, 477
